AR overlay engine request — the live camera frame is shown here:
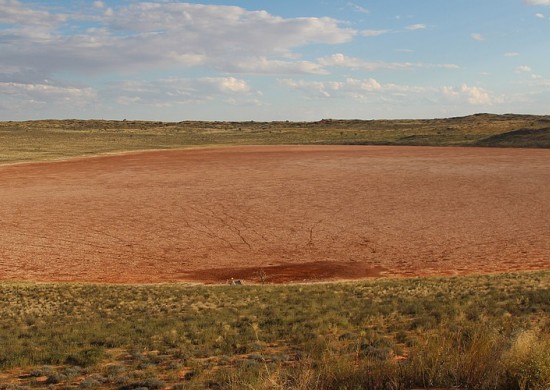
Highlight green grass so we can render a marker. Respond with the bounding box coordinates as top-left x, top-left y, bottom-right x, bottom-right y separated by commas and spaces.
1, 272, 549, 388
1, 113, 549, 165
